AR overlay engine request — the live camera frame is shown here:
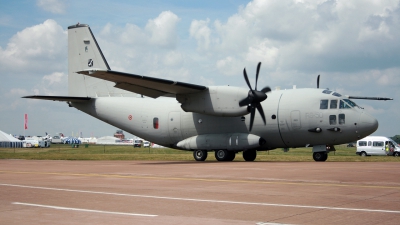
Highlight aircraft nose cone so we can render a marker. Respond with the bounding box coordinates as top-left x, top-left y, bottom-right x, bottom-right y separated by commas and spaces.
359, 113, 378, 136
